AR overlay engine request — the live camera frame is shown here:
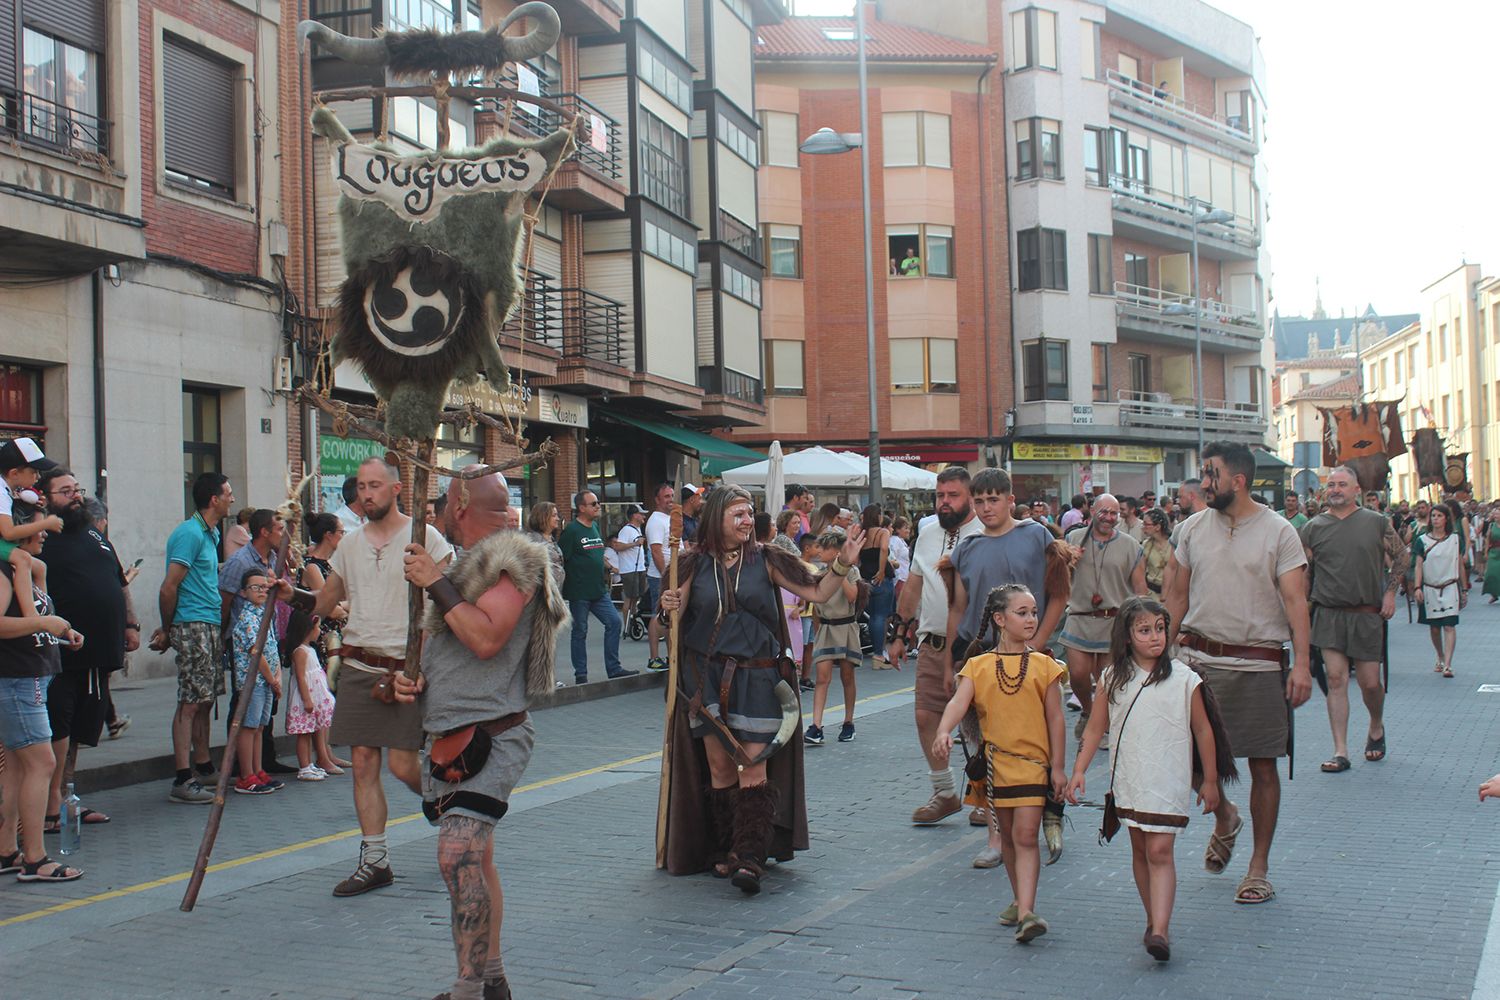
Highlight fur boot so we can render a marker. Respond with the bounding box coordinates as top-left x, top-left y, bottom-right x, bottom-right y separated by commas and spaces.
707, 785, 738, 878
728, 783, 779, 896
